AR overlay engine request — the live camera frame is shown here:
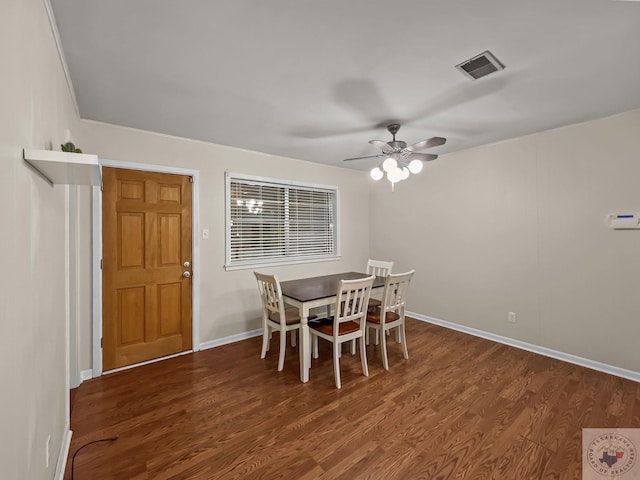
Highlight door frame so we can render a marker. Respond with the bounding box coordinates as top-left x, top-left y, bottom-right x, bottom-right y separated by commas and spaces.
92, 159, 200, 377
